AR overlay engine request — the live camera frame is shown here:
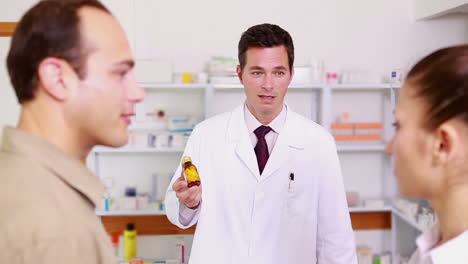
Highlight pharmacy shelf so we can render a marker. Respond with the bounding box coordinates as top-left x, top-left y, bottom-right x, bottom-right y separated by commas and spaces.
96, 209, 165, 216
212, 83, 323, 90
128, 122, 167, 131
392, 208, 425, 232
289, 84, 324, 90
137, 82, 400, 91
90, 80, 404, 241
99, 206, 393, 234
337, 144, 386, 152
349, 206, 392, 213
92, 146, 184, 153
212, 83, 243, 89
97, 206, 390, 216
330, 84, 400, 90
139, 83, 206, 90
0, 22, 17, 37
98, 207, 425, 235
